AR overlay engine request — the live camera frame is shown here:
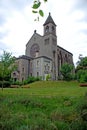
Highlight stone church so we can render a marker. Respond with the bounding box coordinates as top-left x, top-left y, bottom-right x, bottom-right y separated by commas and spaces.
12, 13, 74, 81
